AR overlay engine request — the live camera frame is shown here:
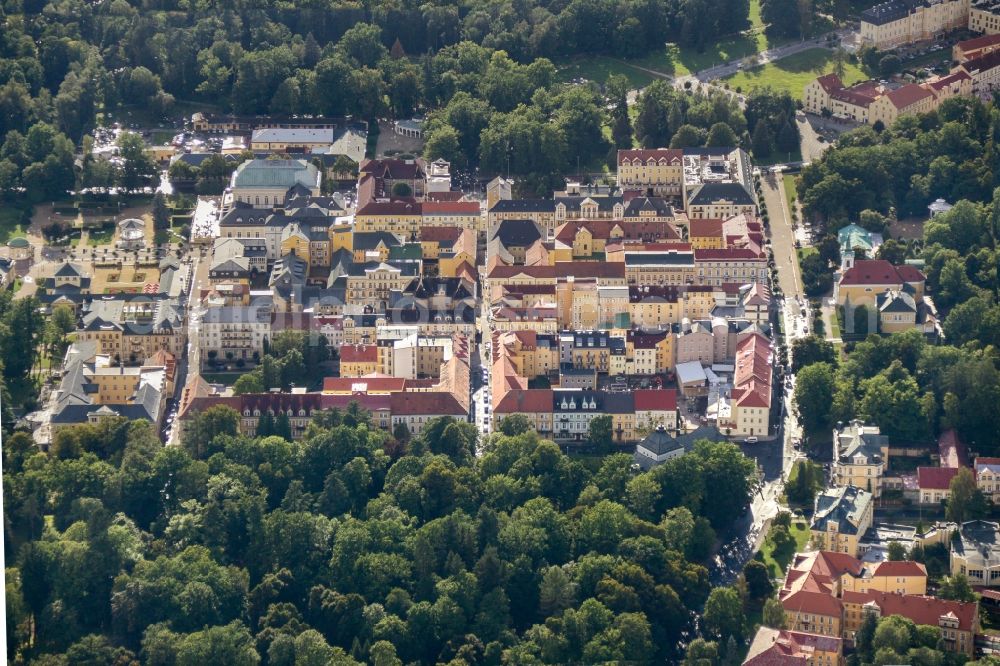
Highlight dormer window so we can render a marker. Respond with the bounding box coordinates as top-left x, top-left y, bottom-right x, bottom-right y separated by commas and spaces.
253, 409, 260, 416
